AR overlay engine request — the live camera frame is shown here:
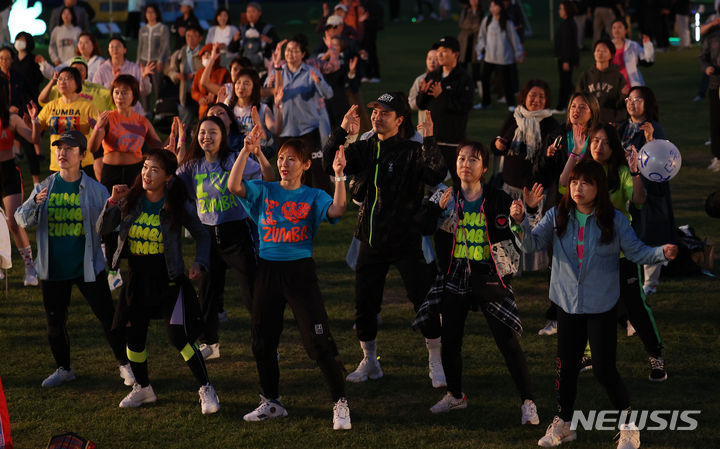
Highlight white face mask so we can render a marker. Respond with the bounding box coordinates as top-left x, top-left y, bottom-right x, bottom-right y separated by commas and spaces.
202, 57, 211, 67
14, 40, 26, 52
